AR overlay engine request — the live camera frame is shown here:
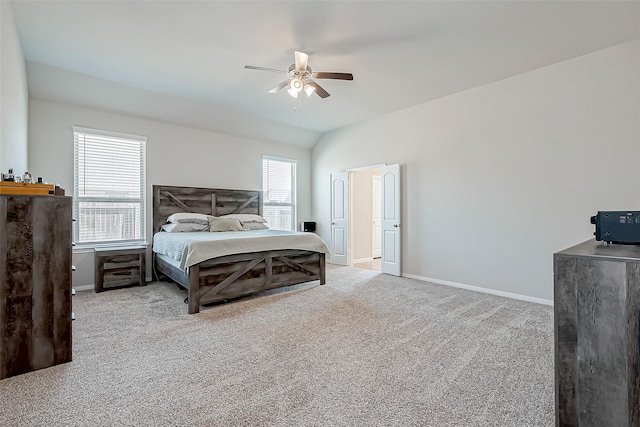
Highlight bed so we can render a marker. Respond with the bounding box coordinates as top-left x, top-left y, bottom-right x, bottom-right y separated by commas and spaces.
152, 185, 328, 313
